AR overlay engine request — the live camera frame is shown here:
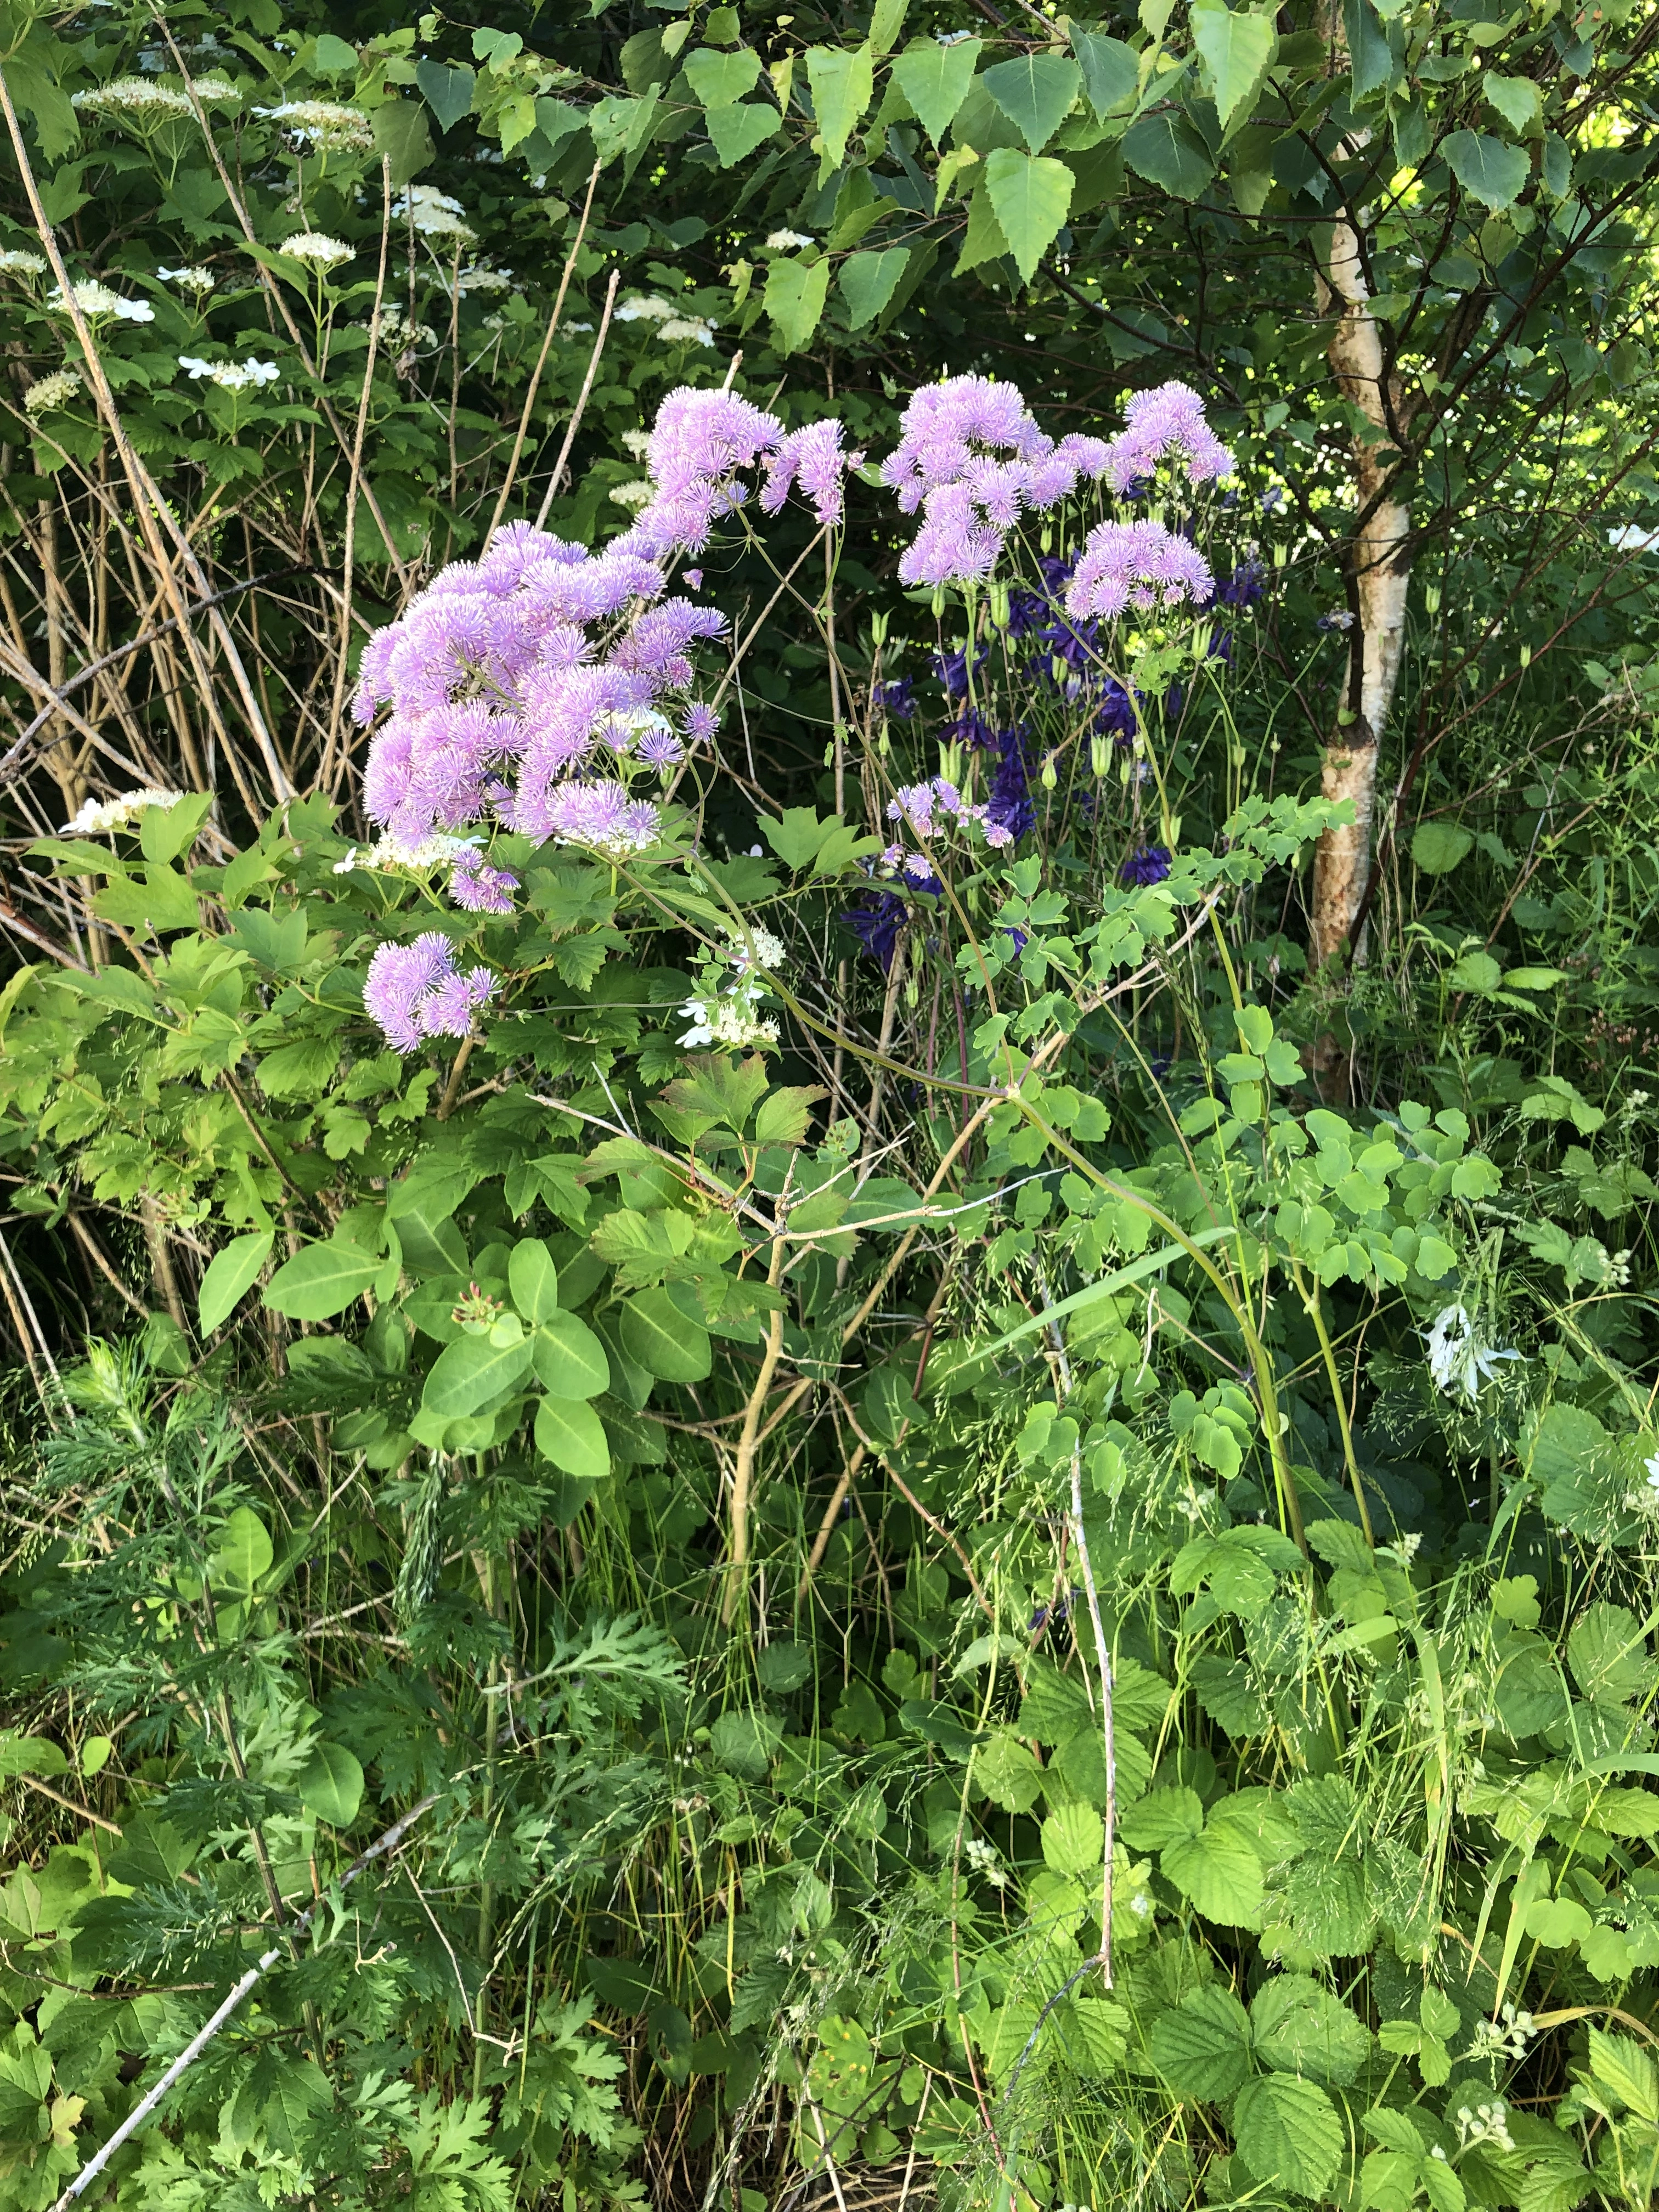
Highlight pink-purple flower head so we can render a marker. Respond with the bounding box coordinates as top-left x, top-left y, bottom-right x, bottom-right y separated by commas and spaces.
612, 387, 857, 562
683, 701, 720, 743
1099, 380, 1233, 495
535, 778, 662, 857
449, 849, 519, 915
1065, 521, 1215, 622
365, 932, 497, 1053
